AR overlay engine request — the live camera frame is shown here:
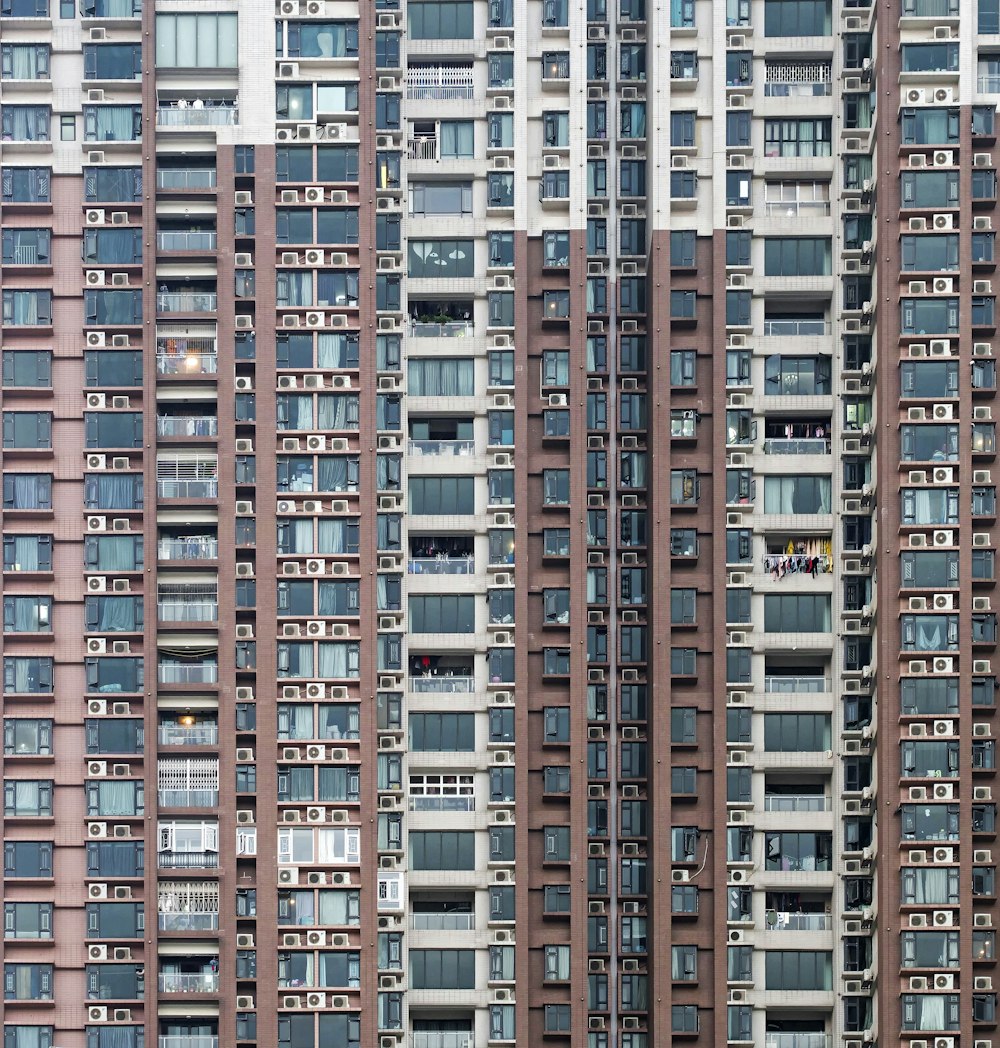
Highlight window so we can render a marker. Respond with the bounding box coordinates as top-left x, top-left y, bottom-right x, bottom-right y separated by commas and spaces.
4, 841, 52, 879
284, 20, 358, 57
764, 237, 831, 276
902, 107, 960, 146
408, 595, 475, 633
410, 831, 474, 870
4, 965, 52, 1000
764, 594, 831, 632
764, 118, 832, 157
764, 713, 831, 751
